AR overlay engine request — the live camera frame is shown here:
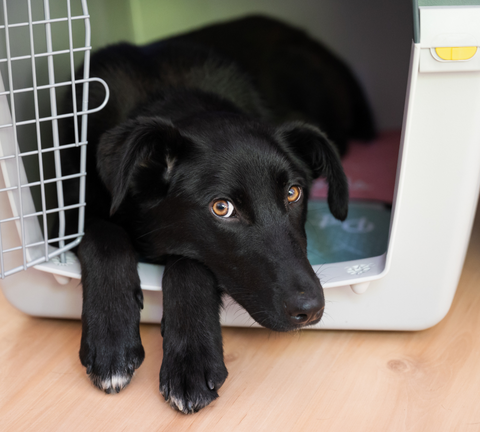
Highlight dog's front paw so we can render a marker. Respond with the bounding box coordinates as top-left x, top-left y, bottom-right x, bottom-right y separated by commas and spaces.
160, 347, 228, 414
80, 330, 145, 394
